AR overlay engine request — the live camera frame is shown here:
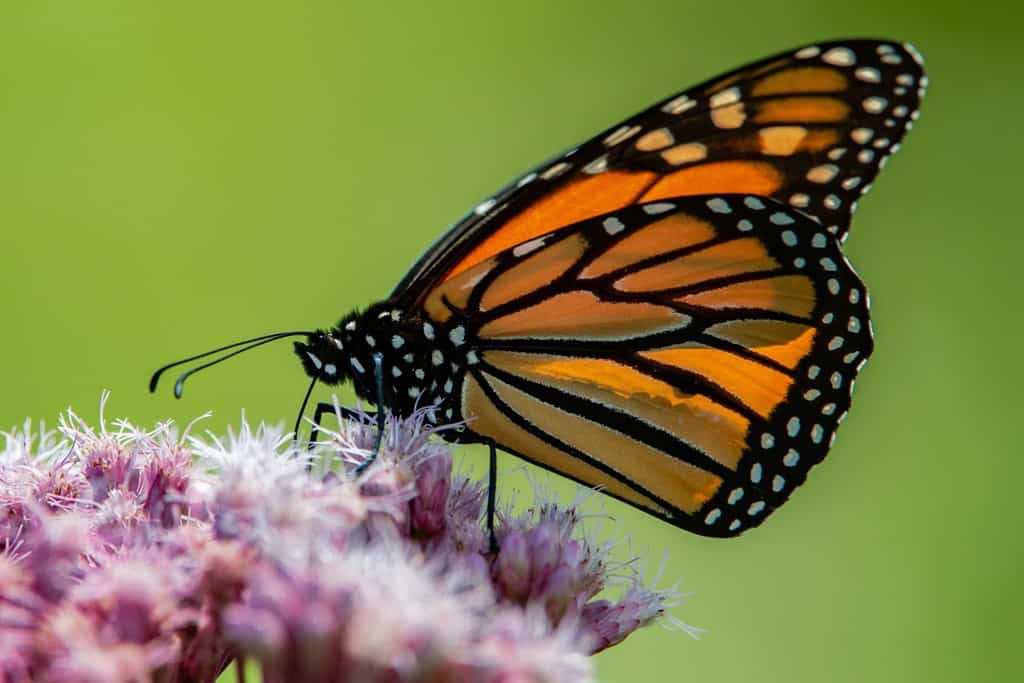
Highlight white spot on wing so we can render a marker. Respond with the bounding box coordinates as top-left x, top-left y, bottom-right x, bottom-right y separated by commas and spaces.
540, 162, 571, 180
603, 124, 642, 146
643, 202, 676, 215
904, 42, 926, 66
474, 198, 497, 215
789, 193, 810, 208
811, 424, 825, 444
603, 217, 626, 235
661, 94, 696, 114
516, 172, 537, 187
851, 128, 874, 144
583, 155, 609, 174
863, 96, 888, 114
706, 197, 731, 214
822, 47, 856, 66
709, 86, 741, 108
854, 67, 881, 83
807, 164, 839, 184
513, 238, 546, 257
